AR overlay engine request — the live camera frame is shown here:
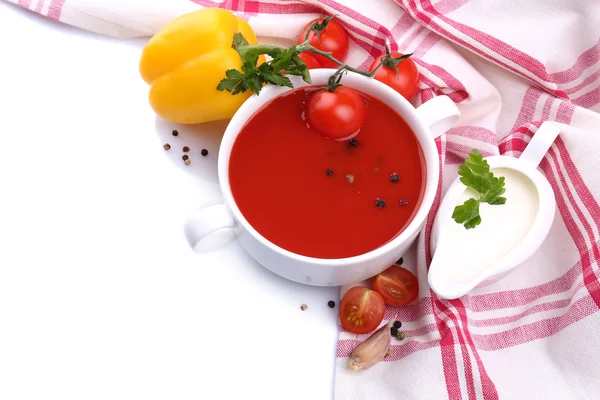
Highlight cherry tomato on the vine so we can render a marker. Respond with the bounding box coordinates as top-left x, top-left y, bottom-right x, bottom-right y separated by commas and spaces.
298, 17, 349, 68
369, 52, 420, 101
297, 52, 322, 69
373, 265, 419, 307
340, 286, 386, 334
305, 86, 366, 140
